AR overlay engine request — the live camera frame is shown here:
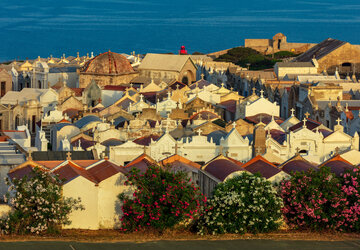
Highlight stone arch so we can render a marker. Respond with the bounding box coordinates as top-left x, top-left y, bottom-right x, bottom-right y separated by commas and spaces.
180, 70, 195, 85
341, 62, 352, 74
